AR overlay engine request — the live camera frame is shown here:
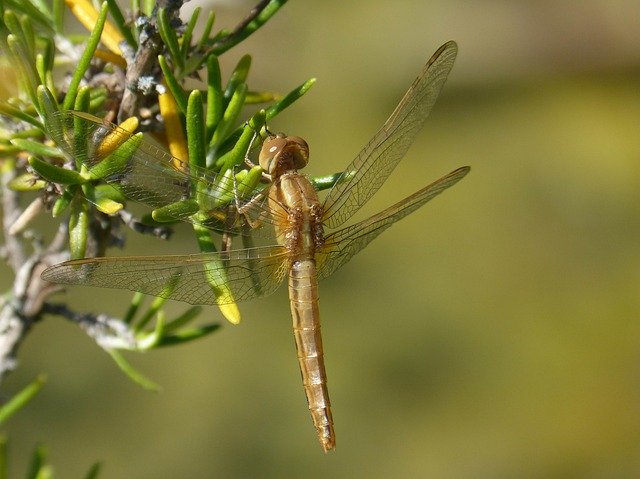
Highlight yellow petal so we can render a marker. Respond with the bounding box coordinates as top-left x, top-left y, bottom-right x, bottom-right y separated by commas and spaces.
66, 0, 126, 56
96, 116, 139, 157
219, 302, 241, 325
158, 87, 188, 170
94, 49, 127, 68
95, 198, 123, 214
